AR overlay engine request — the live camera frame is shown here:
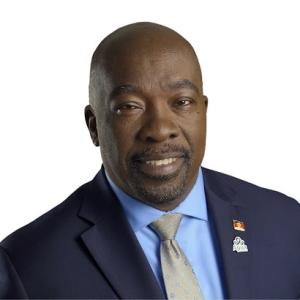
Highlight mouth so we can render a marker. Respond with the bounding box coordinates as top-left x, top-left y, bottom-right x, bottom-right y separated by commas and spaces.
132, 155, 186, 179
145, 157, 177, 166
